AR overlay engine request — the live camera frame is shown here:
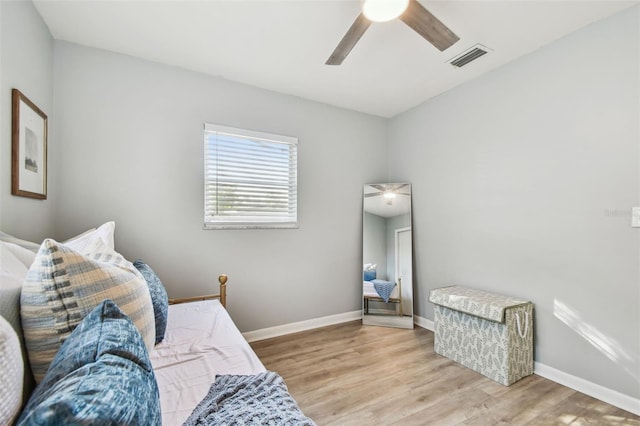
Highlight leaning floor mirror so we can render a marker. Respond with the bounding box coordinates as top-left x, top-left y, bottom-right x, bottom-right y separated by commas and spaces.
362, 183, 413, 329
